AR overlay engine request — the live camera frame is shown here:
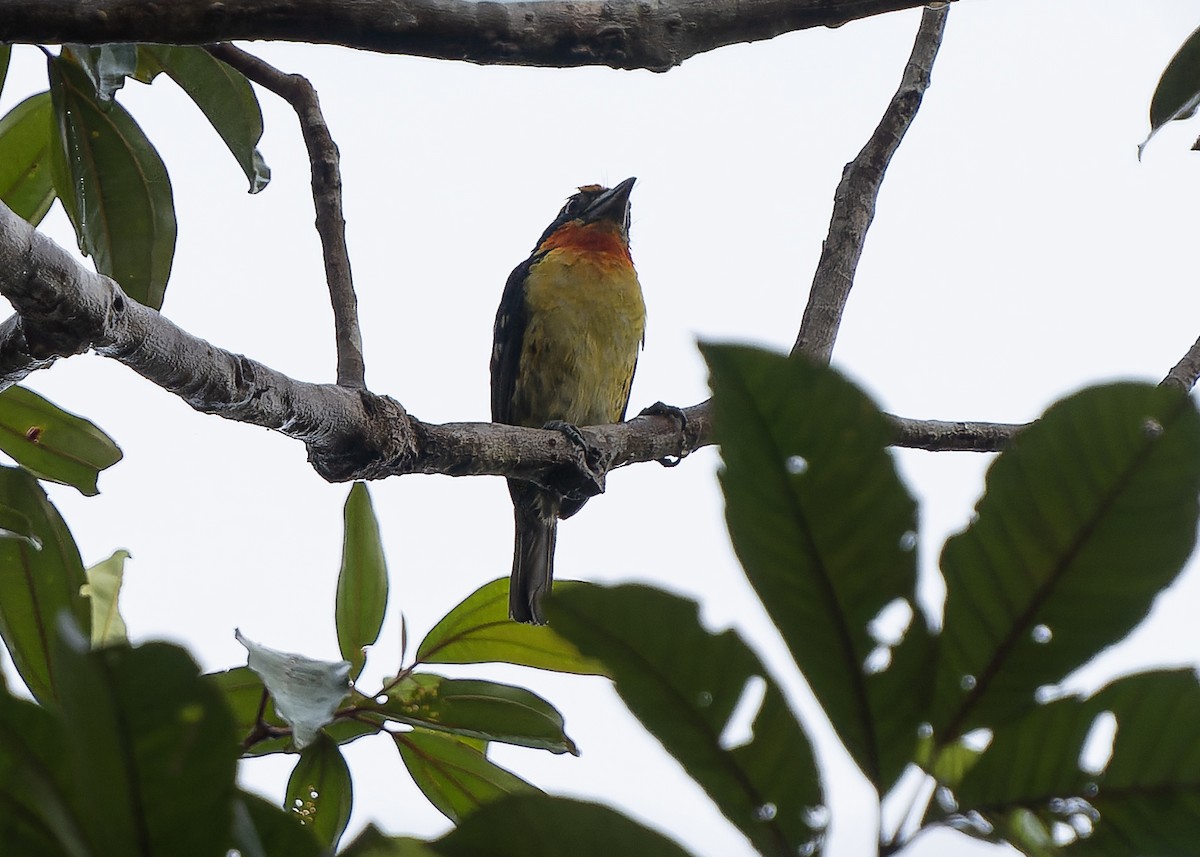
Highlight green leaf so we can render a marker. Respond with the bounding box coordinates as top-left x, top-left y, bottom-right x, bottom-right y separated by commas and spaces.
0, 45, 10, 98
953, 694, 1097, 815
551, 583, 824, 857
0, 690, 92, 857
369, 673, 577, 755
433, 795, 698, 857
286, 734, 353, 850
81, 549, 129, 647
0, 503, 40, 549
54, 628, 239, 857
208, 665, 278, 745
0, 385, 123, 495
237, 630, 352, 749
134, 45, 270, 193
232, 792, 324, 857
1068, 670, 1200, 855
705, 343, 930, 791
947, 670, 1200, 855
415, 577, 606, 675
49, 53, 176, 309
932, 384, 1200, 742
336, 482, 388, 679
915, 732, 984, 791
1142, 24, 1200, 156
66, 44, 138, 104
394, 729, 537, 823
340, 826, 440, 857
323, 714, 381, 748
0, 466, 90, 703
0, 92, 57, 226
